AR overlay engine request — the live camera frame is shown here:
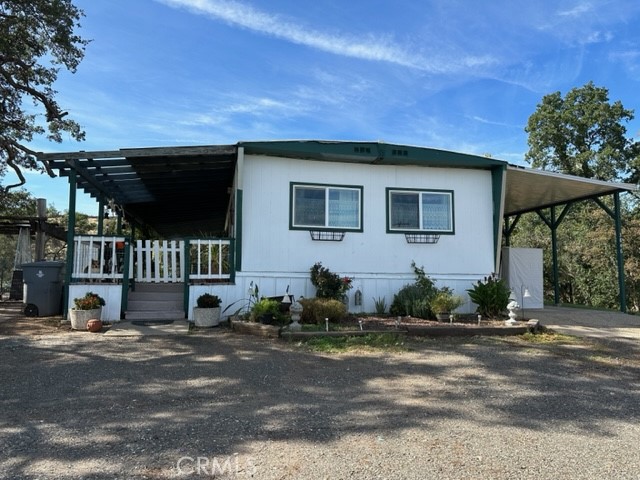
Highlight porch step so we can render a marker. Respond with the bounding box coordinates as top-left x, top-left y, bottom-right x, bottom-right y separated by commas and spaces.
125, 282, 185, 321
132, 282, 184, 293
127, 299, 182, 311
126, 310, 185, 321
